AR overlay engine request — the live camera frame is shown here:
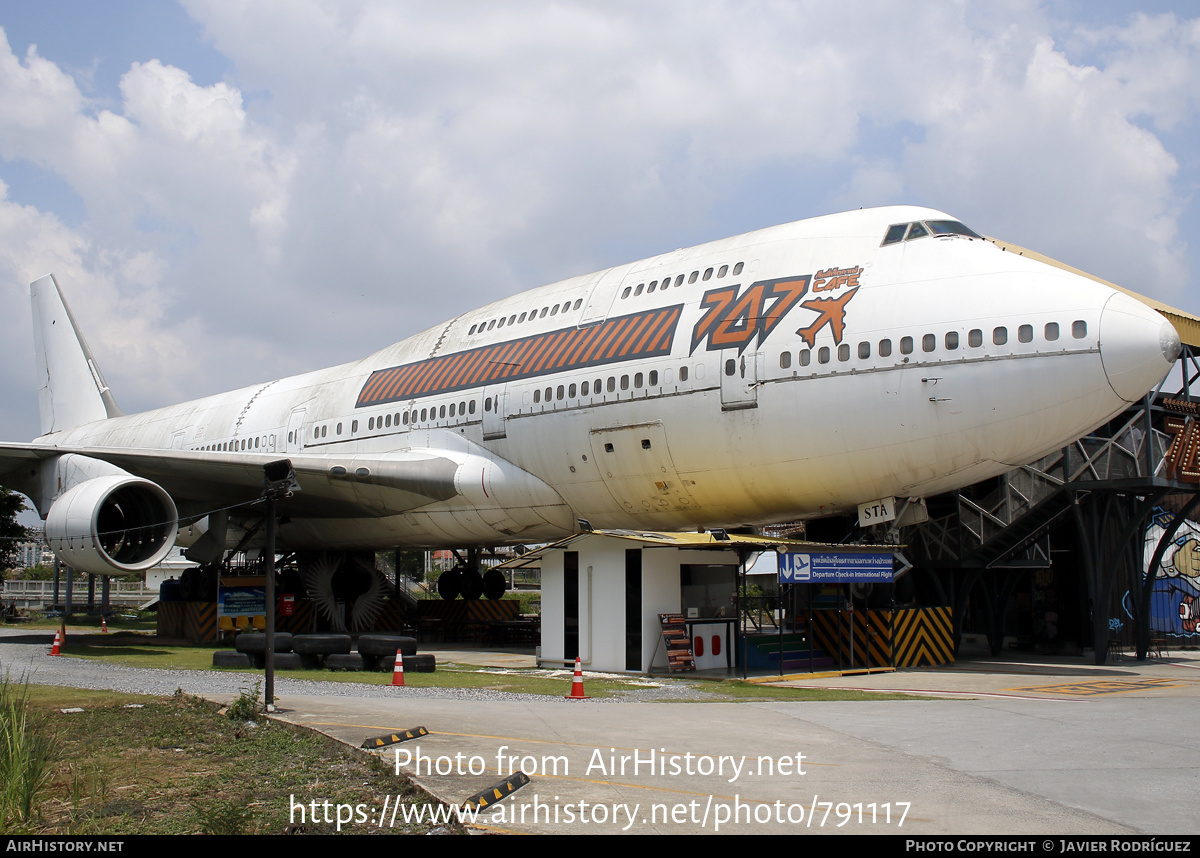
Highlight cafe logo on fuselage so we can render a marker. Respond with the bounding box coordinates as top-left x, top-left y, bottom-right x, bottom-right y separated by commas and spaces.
689, 266, 862, 354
